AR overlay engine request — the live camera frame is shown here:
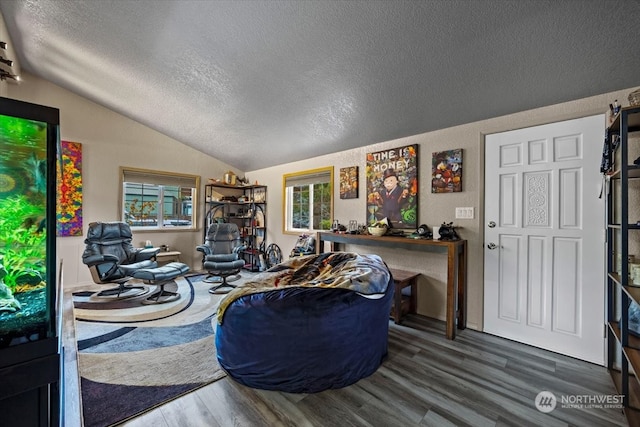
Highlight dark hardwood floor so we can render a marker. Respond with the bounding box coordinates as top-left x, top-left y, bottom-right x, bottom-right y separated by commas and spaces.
106, 315, 627, 427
